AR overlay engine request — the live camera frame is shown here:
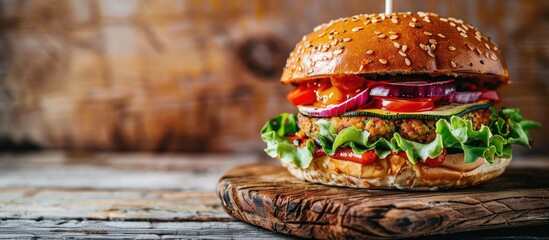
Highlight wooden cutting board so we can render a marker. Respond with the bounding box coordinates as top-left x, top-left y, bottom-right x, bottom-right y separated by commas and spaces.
217, 163, 549, 239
